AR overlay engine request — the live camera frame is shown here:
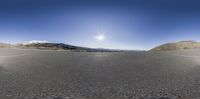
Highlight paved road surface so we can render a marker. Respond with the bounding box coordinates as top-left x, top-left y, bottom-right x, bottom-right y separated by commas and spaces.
0, 49, 200, 99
